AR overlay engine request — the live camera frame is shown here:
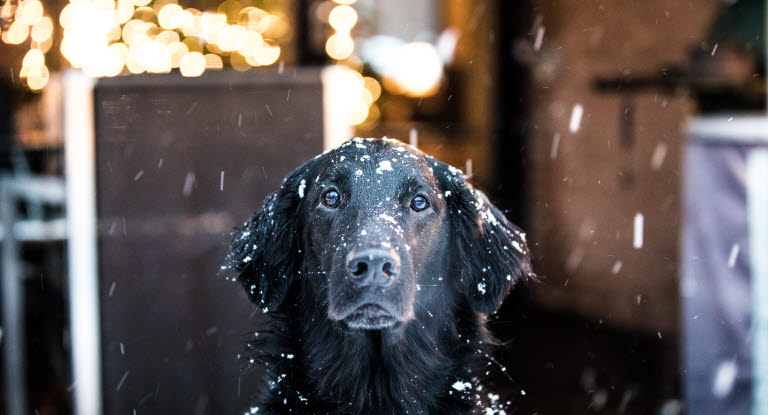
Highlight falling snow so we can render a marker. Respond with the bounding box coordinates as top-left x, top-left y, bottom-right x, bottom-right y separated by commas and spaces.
713, 359, 737, 398
633, 213, 644, 249
569, 104, 583, 133
728, 244, 740, 268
